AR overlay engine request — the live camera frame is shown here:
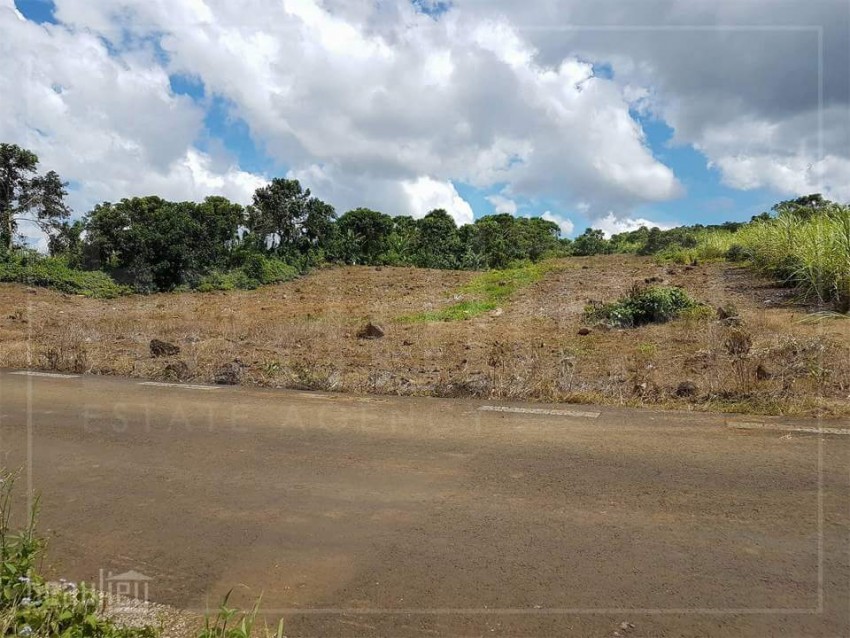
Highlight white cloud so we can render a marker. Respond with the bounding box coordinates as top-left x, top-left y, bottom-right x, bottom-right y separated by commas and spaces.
0, 1, 265, 215
288, 164, 473, 223
456, 0, 850, 206
541, 211, 574, 237
11, 0, 844, 230
486, 194, 518, 215
401, 176, 474, 224
592, 212, 674, 238
34, 0, 683, 218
